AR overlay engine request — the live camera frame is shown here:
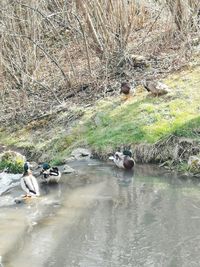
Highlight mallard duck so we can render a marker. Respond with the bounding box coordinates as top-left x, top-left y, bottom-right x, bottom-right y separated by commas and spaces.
120, 82, 134, 100
20, 162, 40, 198
40, 163, 61, 183
142, 80, 170, 96
109, 150, 135, 170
